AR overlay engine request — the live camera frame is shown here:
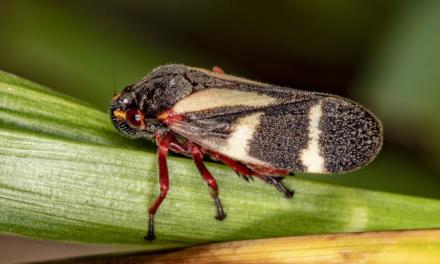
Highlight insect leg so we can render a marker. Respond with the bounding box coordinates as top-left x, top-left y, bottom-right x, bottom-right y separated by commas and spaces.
145, 134, 172, 241
190, 144, 226, 221
264, 176, 294, 199
245, 165, 294, 198
205, 150, 254, 182
169, 141, 187, 153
